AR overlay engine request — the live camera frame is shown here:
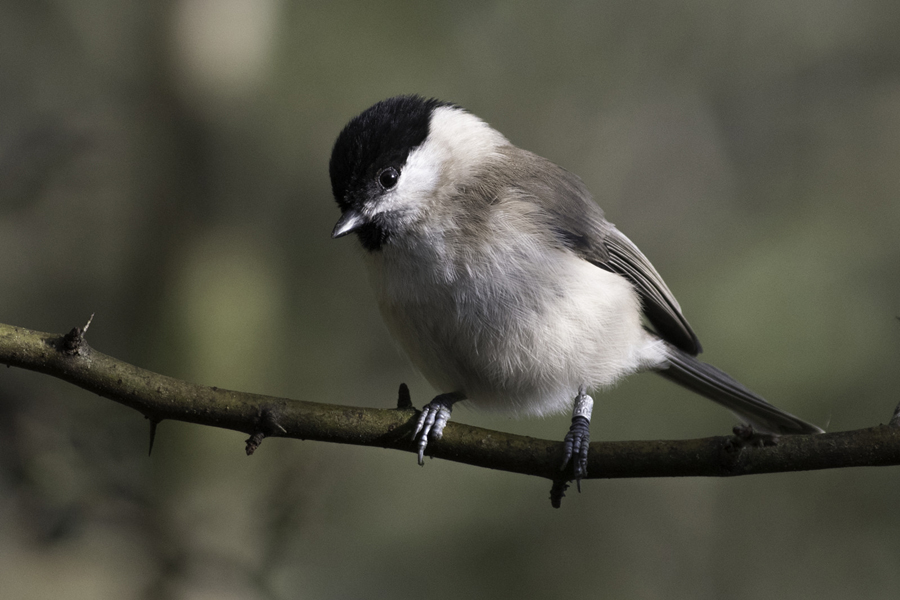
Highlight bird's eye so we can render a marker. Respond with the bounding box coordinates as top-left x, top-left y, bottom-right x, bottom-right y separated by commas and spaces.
378, 167, 400, 190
